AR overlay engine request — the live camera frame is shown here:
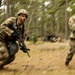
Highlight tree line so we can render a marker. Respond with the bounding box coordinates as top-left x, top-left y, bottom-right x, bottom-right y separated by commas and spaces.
0, 0, 75, 40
